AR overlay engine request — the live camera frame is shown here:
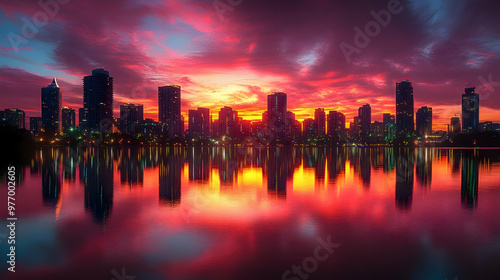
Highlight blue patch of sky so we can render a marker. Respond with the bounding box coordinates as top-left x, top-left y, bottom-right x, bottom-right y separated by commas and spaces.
0, 8, 75, 81
141, 15, 205, 55
408, 0, 466, 40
